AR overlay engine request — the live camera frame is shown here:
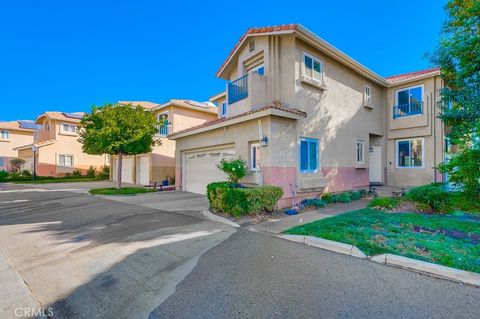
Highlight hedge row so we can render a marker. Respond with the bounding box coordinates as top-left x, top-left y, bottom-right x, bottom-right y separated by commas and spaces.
207, 182, 284, 217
